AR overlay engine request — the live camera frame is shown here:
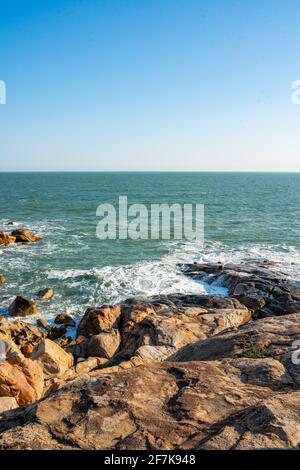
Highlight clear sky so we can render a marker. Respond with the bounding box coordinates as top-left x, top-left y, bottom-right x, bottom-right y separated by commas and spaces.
1, 0, 300, 171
